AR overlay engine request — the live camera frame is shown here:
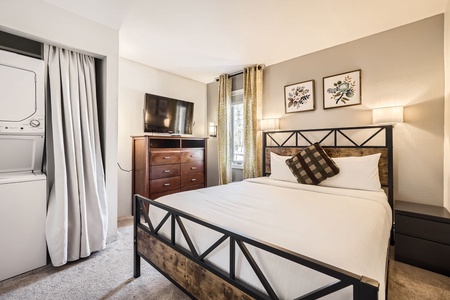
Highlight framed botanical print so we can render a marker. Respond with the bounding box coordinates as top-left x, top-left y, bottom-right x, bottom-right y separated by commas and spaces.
323, 70, 361, 109
284, 80, 315, 113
